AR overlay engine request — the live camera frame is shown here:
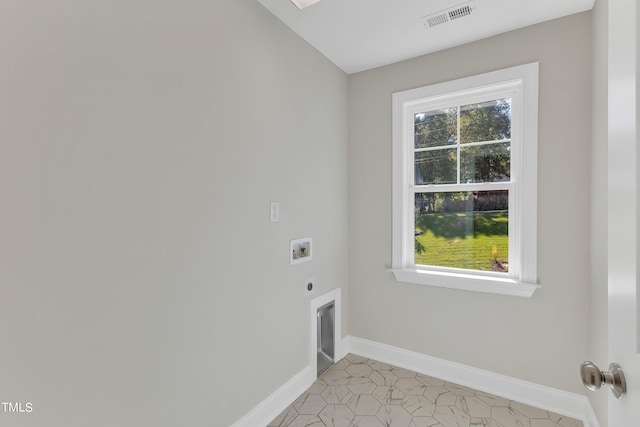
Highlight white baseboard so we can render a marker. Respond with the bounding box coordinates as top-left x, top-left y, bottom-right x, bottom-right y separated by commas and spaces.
230, 335, 601, 427
344, 335, 600, 427
229, 366, 314, 427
